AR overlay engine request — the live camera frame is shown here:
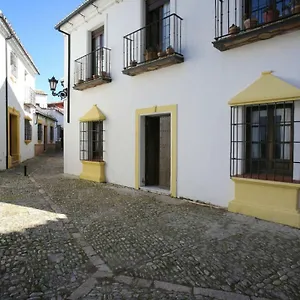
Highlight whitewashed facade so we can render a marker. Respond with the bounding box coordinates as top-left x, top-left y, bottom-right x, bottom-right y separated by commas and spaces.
0, 11, 39, 169
57, 0, 300, 220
